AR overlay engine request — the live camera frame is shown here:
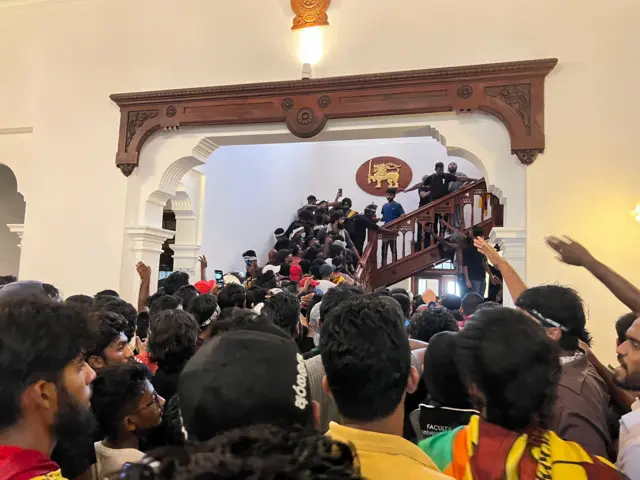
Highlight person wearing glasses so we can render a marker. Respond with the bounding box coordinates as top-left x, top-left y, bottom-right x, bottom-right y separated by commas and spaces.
91, 362, 165, 479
